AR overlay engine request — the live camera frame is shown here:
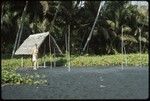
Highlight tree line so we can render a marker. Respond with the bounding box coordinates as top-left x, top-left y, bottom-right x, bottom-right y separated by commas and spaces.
1, 1, 149, 55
